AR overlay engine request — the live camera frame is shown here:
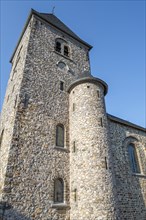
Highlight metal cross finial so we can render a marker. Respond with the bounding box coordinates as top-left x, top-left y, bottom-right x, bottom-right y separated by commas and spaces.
52, 6, 55, 15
